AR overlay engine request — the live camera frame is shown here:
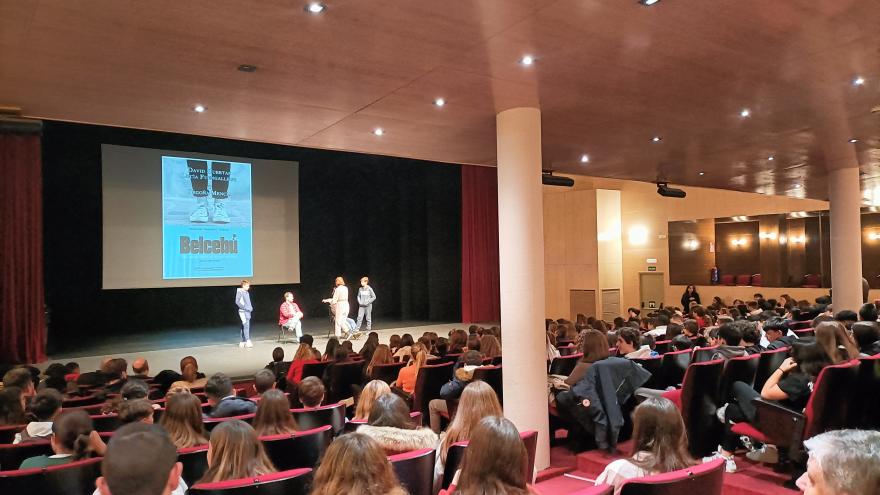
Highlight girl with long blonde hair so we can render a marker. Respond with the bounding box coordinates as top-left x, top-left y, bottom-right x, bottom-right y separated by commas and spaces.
160, 392, 208, 449
253, 389, 298, 436
310, 433, 406, 495
480, 335, 502, 359
197, 420, 275, 484
354, 380, 392, 421
438, 381, 503, 469
367, 344, 393, 377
